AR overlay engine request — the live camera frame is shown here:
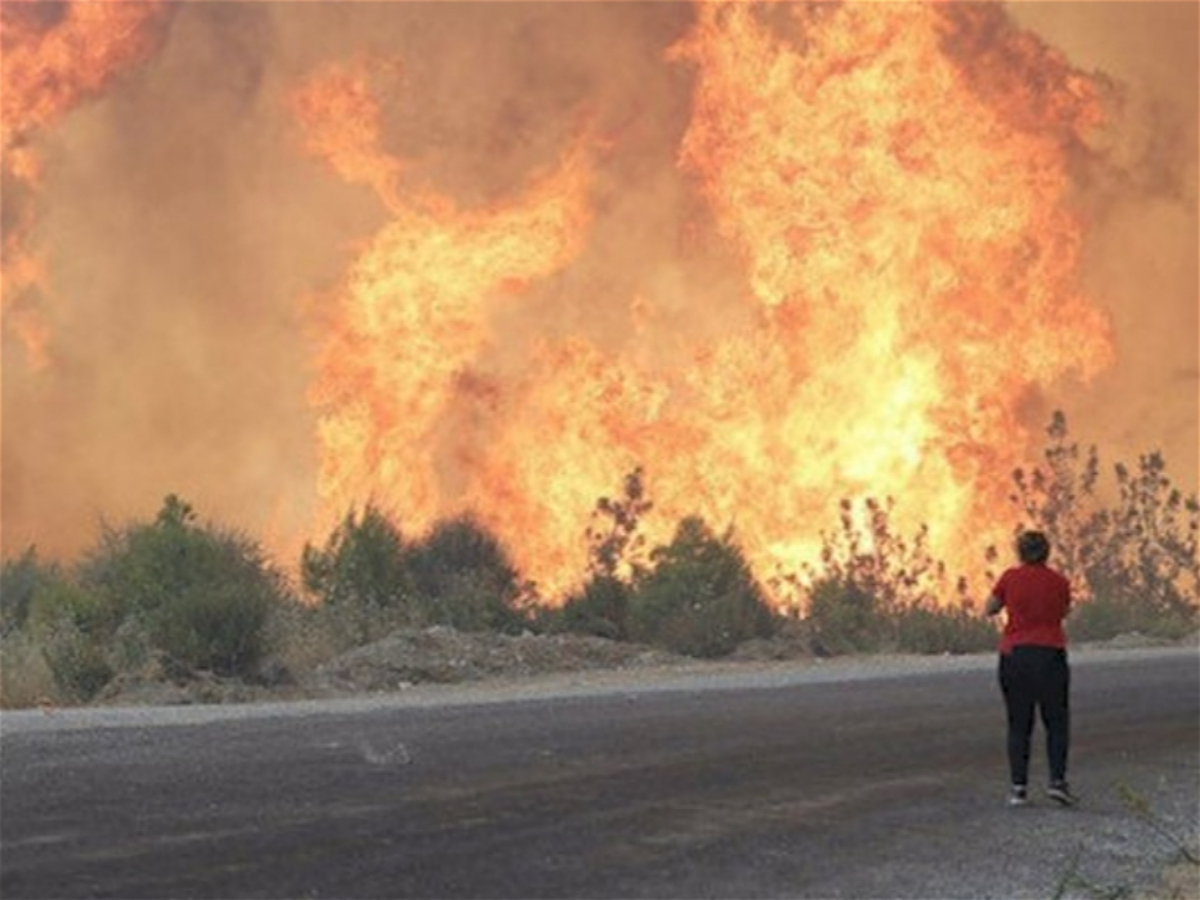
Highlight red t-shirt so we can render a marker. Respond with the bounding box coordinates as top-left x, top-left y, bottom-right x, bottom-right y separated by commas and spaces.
992, 563, 1071, 654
